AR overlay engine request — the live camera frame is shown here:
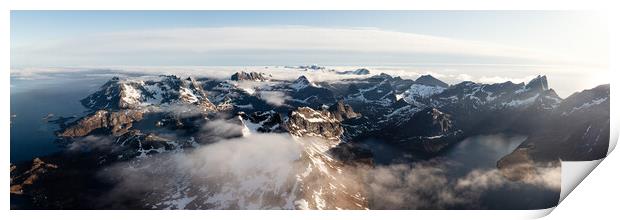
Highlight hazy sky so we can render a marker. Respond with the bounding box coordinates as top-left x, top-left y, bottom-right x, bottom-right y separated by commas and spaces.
10, 11, 610, 96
